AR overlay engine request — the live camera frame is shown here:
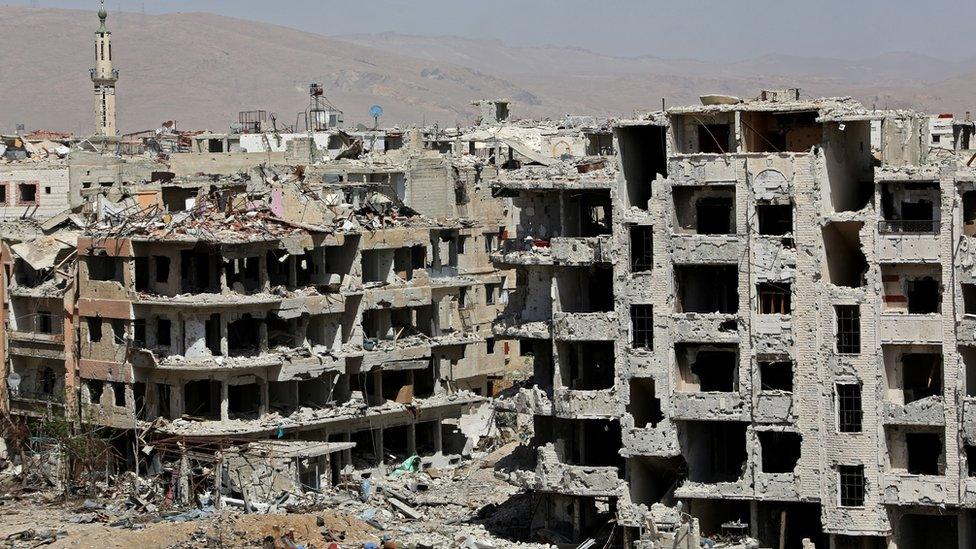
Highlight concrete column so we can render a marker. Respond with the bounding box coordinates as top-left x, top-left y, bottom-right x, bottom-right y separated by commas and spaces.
259, 316, 269, 353
296, 317, 308, 347
219, 258, 229, 293
220, 314, 229, 356
220, 381, 229, 421
374, 429, 384, 467
749, 501, 759, 539
258, 254, 270, 292
406, 424, 417, 456
293, 380, 300, 408
259, 378, 269, 416
288, 256, 297, 289
173, 381, 184, 418
341, 432, 352, 468
433, 420, 443, 454
372, 370, 383, 405
146, 382, 159, 419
